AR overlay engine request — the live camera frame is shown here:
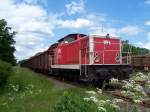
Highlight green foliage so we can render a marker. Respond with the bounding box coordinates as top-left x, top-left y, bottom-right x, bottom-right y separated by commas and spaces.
122, 40, 149, 56
0, 60, 12, 88
17, 59, 26, 66
121, 79, 148, 103
0, 67, 58, 112
0, 67, 97, 112
98, 100, 120, 112
85, 90, 120, 112
8, 67, 53, 92
0, 19, 16, 65
0, 68, 148, 112
53, 91, 97, 112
